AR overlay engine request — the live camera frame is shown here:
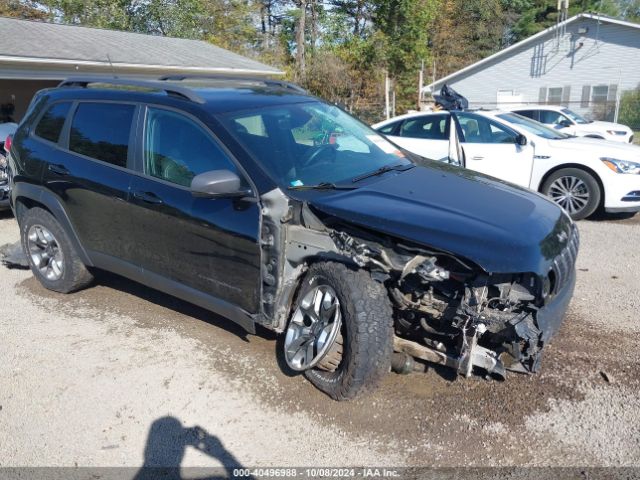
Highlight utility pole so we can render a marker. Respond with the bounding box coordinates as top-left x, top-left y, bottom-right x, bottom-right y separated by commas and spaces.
384, 70, 390, 120
418, 59, 424, 110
